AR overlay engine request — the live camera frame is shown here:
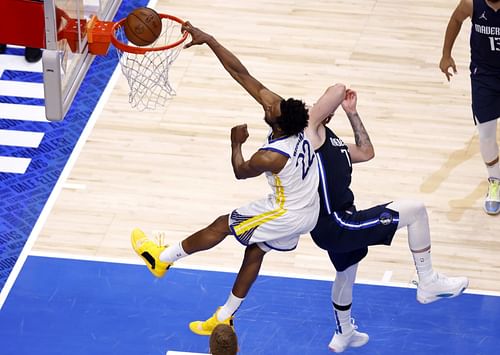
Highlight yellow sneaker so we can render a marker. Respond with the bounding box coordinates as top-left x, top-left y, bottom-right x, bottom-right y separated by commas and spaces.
131, 228, 172, 278
189, 309, 234, 336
